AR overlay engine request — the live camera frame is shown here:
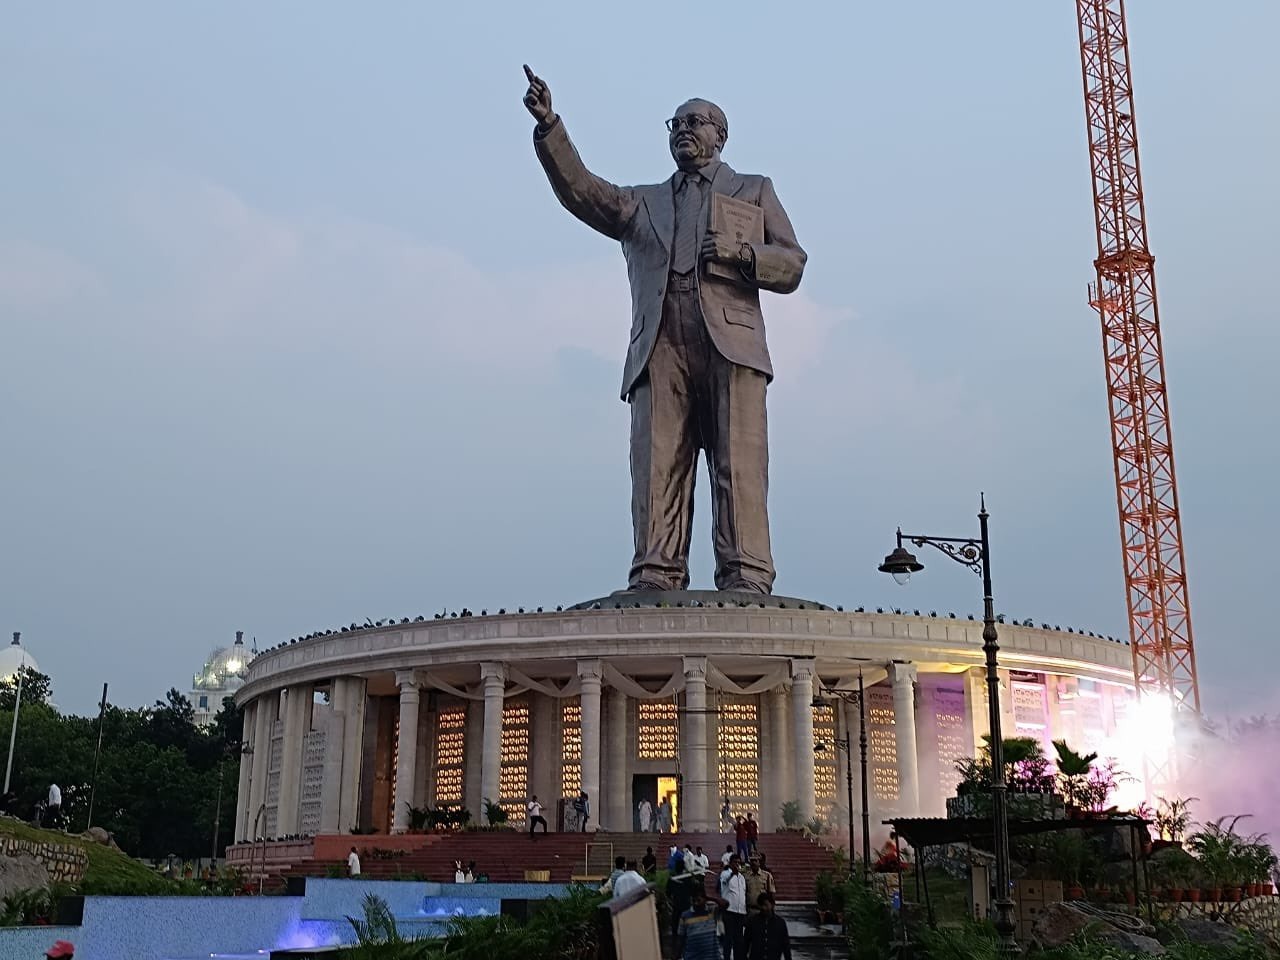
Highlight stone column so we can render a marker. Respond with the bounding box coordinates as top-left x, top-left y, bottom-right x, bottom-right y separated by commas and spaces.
757, 691, 774, 830
530, 694, 557, 820
682, 657, 710, 830
607, 686, 628, 831
275, 684, 308, 835
391, 670, 422, 834
577, 660, 603, 830
338, 677, 367, 833
414, 692, 433, 812
234, 700, 256, 843
318, 684, 346, 835
480, 663, 507, 816
247, 695, 273, 838
769, 684, 794, 826
964, 666, 990, 754
790, 661, 817, 823
835, 699, 851, 844
889, 662, 921, 817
